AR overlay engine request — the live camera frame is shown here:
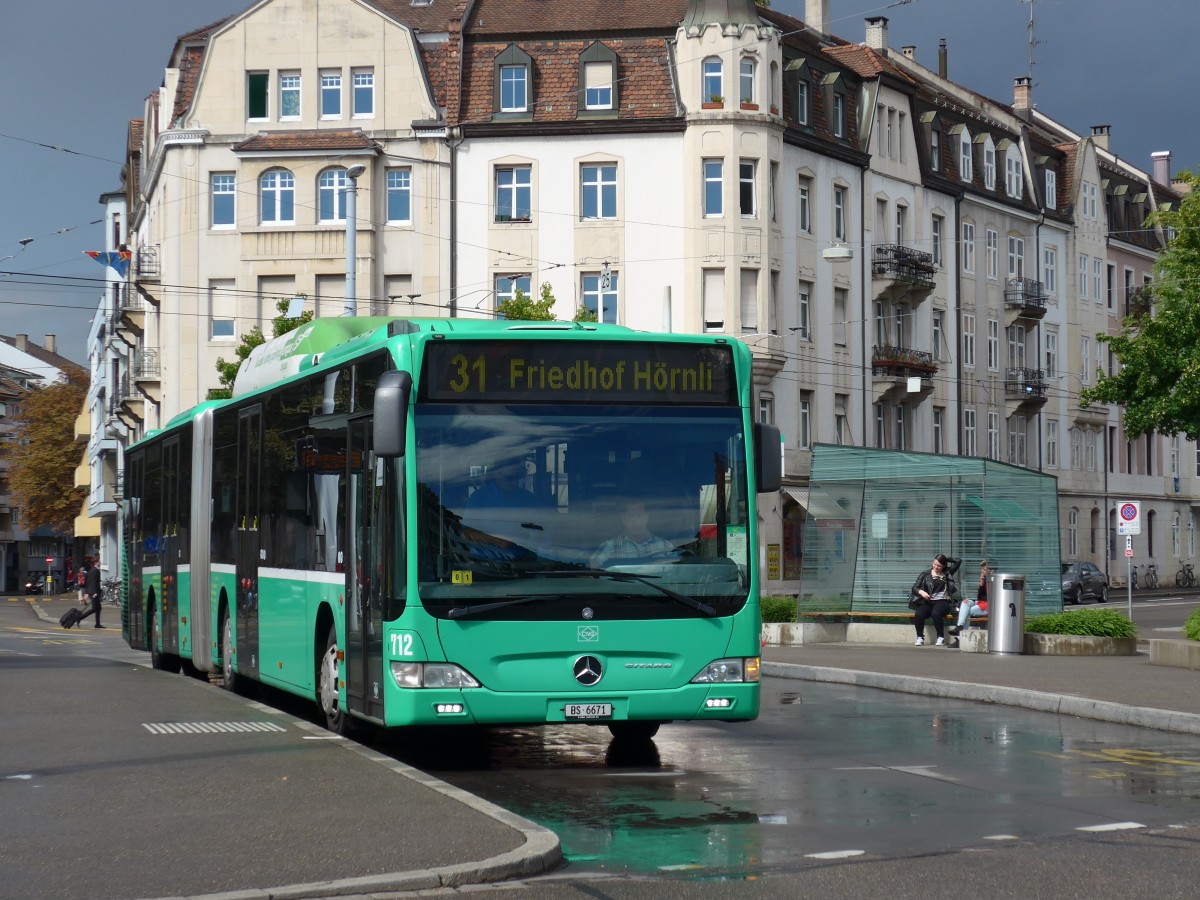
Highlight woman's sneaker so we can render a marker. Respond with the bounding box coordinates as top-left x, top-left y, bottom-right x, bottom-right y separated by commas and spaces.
935, 636, 946, 646
914, 636, 925, 646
